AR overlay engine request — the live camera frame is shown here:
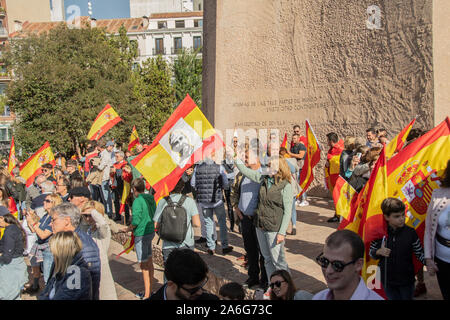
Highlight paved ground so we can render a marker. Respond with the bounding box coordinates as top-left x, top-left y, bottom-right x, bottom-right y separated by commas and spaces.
22, 196, 442, 300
